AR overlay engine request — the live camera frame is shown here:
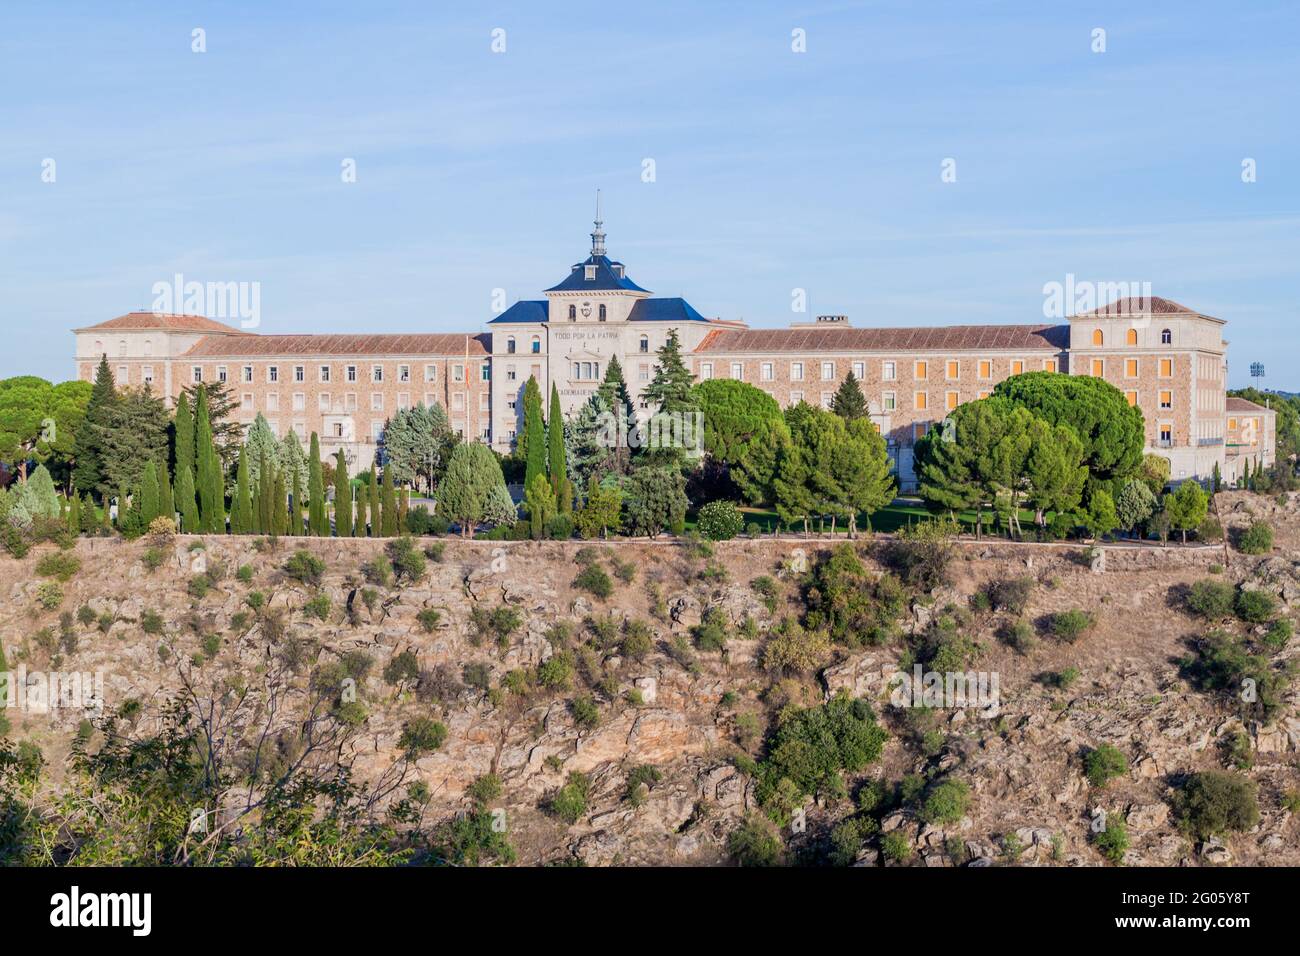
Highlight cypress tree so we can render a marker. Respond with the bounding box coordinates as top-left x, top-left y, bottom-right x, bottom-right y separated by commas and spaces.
522, 376, 546, 490
80, 491, 96, 534
176, 462, 199, 533
233, 447, 253, 534
357, 480, 369, 538
333, 450, 352, 537
159, 462, 175, 524
67, 492, 81, 536
308, 433, 326, 536
368, 469, 380, 537
548, 383, 567, 506
211, 461, 226, 533
272, 469, 288, 536
381, 466, 398, 536
194, 386, 219, 531
140, 460, 160, 524
257, 453, 273, 534
101, 490, 112, 533
173, 391, 195, 480
288, 457, 302, 535
398, 485, 409, 532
